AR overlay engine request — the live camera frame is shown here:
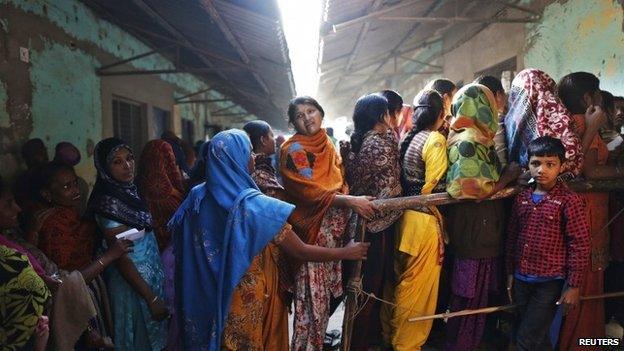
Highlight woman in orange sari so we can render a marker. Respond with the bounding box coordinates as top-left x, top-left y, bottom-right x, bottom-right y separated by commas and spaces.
558, 72, 622, 350
280, 96, 377, 350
